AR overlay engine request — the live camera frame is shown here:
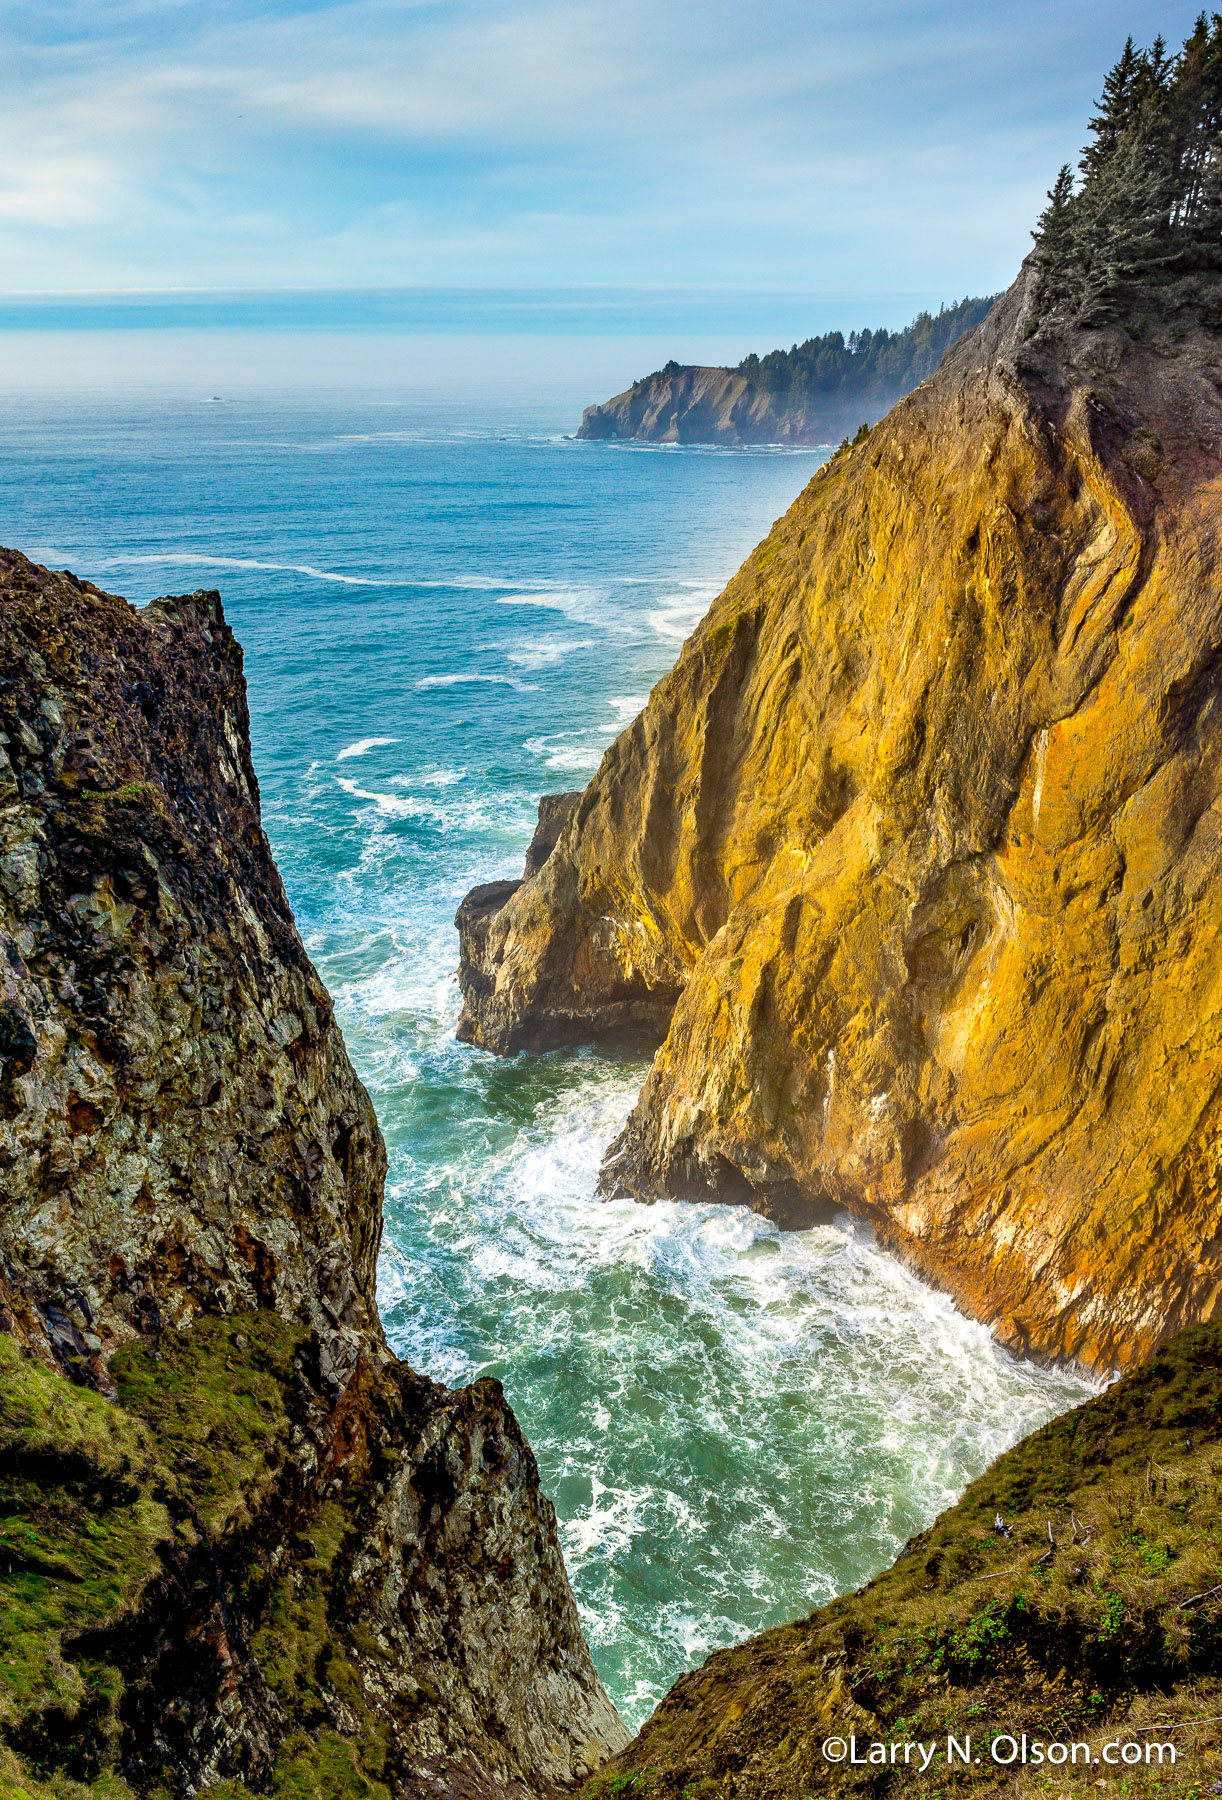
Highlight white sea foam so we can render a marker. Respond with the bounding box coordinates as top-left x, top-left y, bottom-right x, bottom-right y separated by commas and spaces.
523, 731, 604, 773
76, 551, 389, 587
366, 1040, 1093, 1731
333, 776, 521, 840
410, 574, 523, 590
520, 699, 642, 774
607, 694, 648, 727
563, 1476, 647, 1561
416, 672, 535, 692
649, 592, 719, 642
333, 777, 478, 825
497, 588, 635, 634
334, 777, 421, 816
507, 637, 596, 670
336, 736, 401, 760
387, 767, 466, 788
